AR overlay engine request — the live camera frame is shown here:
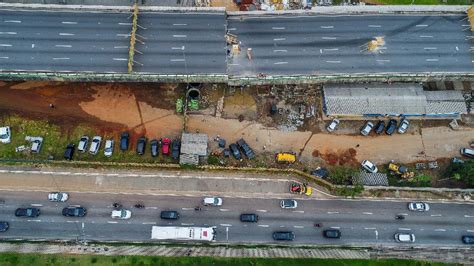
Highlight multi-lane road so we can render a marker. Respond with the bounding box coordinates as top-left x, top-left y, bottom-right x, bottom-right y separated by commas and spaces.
1, 191, 473, 246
